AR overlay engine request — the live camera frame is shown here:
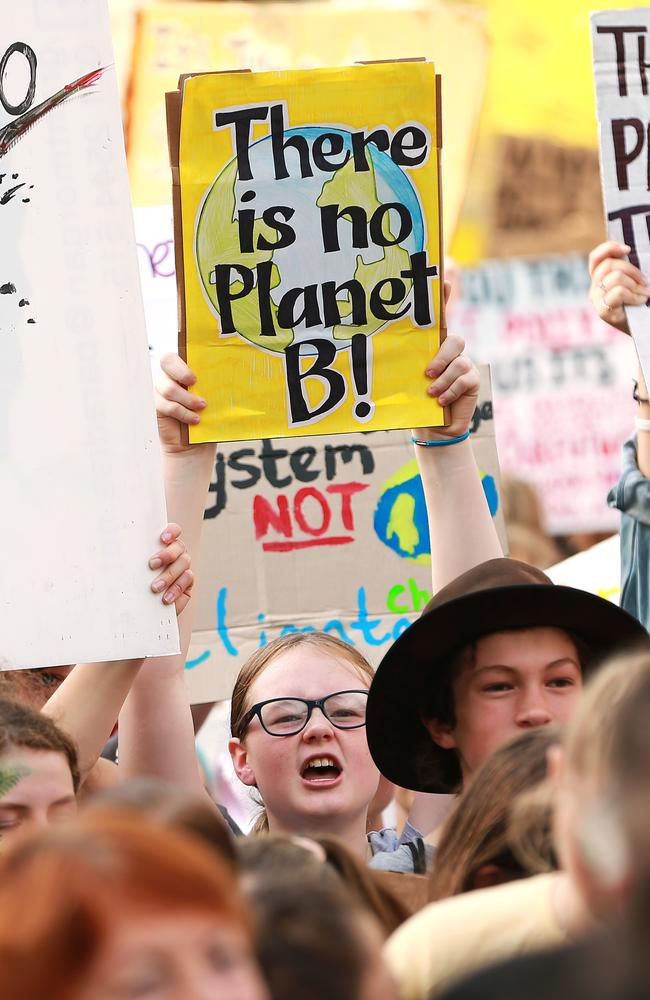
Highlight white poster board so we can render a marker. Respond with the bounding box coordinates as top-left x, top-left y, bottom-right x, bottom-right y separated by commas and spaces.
591, 9, 650, 382
0, 2, 179, 669
547, 534, 620, 606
